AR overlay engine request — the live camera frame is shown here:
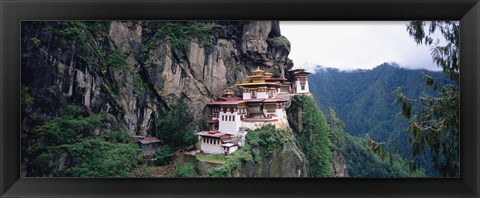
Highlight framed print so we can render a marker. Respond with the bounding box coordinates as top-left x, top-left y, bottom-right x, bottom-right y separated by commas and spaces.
1, 0, 479, 197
